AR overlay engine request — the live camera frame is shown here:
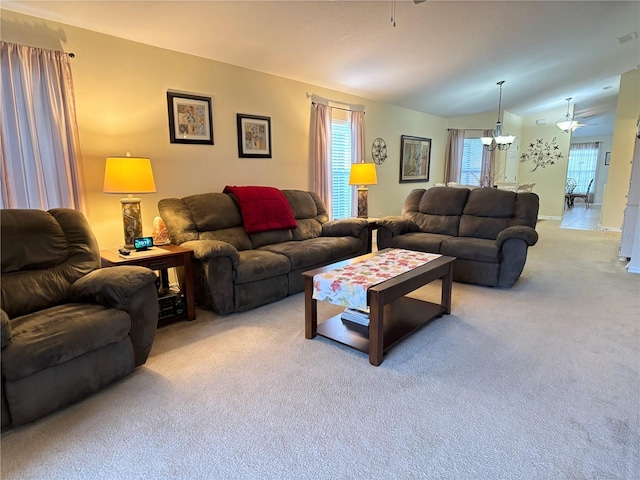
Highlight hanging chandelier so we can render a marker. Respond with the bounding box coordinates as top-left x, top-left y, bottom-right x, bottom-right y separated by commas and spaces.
556, 97, 576, 133
481, 81, 516, 151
